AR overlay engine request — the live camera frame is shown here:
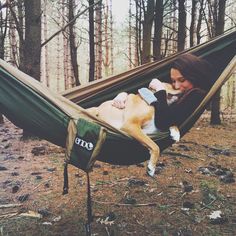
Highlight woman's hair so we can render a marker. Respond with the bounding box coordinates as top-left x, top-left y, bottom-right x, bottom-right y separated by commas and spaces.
172, 53, 214, 91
